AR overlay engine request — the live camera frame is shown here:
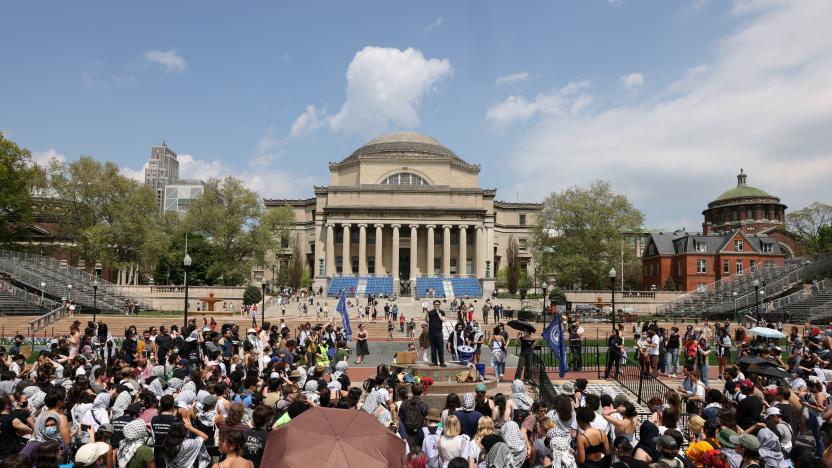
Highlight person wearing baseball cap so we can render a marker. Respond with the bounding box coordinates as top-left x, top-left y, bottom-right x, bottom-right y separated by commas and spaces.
728, 434, 761, 467
736, 379, 763, 430
715, 428, 743, 468
764, 406, 792, 455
